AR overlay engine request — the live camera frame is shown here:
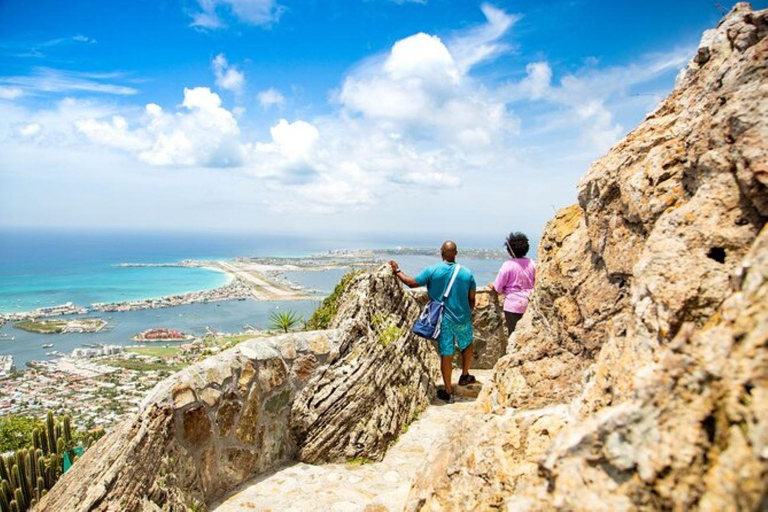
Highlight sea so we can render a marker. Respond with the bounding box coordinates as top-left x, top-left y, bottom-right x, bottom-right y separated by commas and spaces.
0, 228, 516, 367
